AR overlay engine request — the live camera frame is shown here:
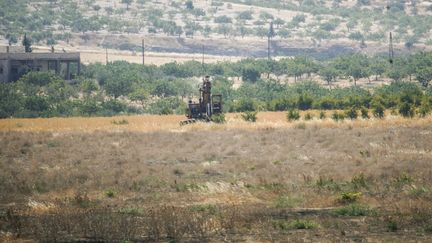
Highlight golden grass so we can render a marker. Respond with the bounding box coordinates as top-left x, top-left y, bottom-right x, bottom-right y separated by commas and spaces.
2, 110, 432, 241
1, 111, 430, 133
